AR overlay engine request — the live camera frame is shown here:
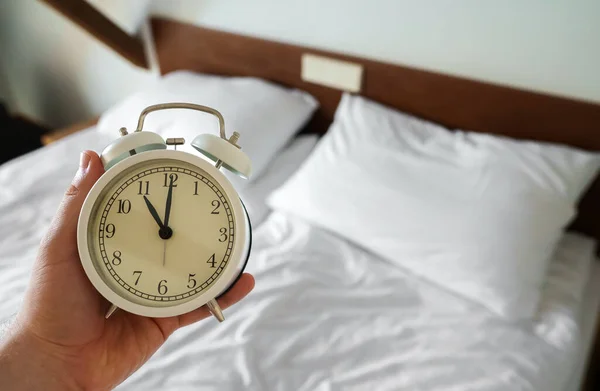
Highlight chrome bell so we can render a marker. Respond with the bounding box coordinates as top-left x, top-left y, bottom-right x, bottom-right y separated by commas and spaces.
191, 132, 252, 179
100, 128, 166, 169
